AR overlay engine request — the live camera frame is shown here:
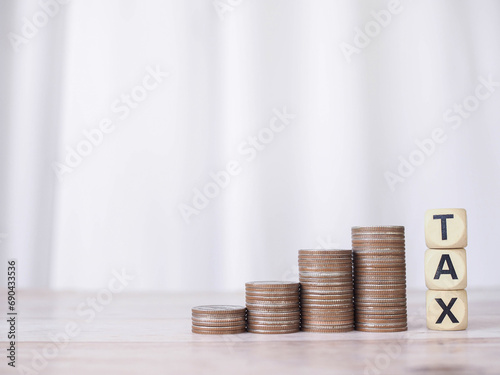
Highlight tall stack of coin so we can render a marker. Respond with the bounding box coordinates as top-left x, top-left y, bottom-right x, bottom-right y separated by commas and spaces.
351, 226, 407, 332
192, 305, 247, 334
246, 281, 300, 334
298, 249, 354, 332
